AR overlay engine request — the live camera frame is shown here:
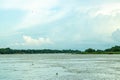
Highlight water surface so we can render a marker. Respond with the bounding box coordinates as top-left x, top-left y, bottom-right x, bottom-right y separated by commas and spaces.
0, 54, 120, 80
